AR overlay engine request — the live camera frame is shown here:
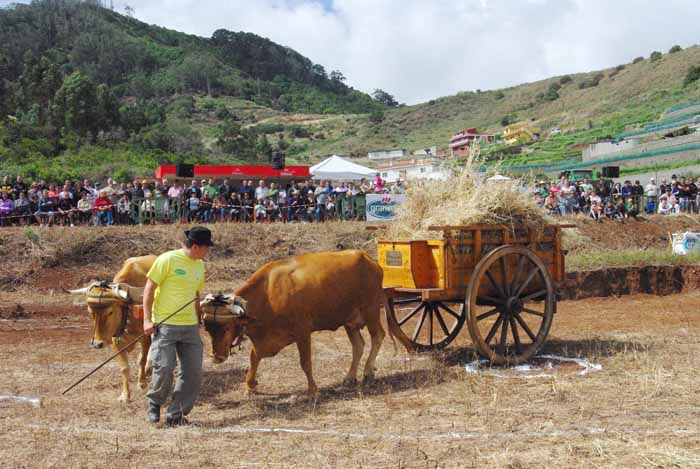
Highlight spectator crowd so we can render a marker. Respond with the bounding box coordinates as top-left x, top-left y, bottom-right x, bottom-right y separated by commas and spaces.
2, 170, 696, 228
0, 173, 405, 227
532, 174, 700, 222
